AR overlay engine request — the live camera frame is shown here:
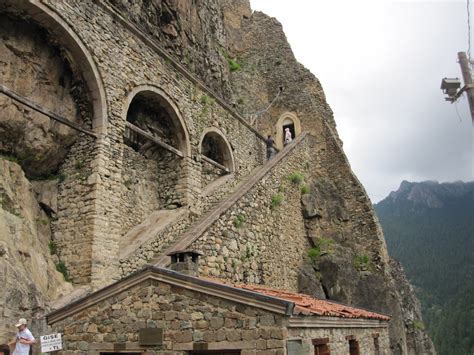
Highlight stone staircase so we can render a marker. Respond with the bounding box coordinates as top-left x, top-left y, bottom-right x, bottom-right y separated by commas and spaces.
119, 208, 189, 260
152, 133, 308, 267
